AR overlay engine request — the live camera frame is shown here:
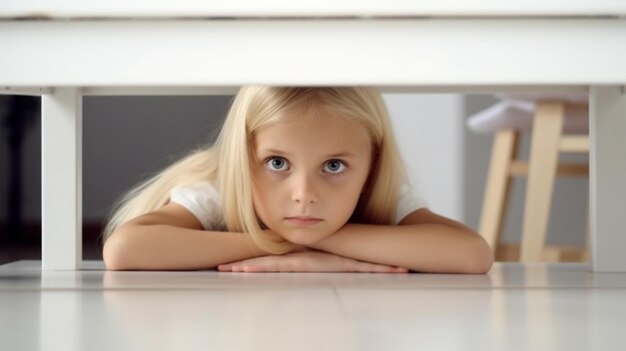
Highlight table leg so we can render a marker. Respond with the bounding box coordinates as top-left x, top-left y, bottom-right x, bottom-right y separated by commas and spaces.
590, 86, 626, 272
41, 88, 82, 270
